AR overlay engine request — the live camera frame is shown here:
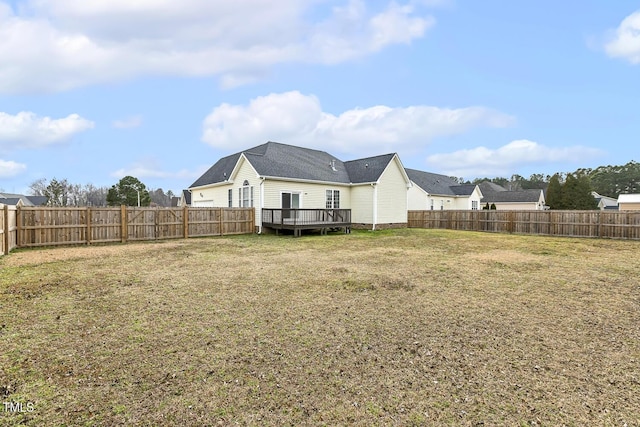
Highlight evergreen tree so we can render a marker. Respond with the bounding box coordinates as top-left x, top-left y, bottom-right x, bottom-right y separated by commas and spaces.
107, 176, 151, 207
546, 174, 563, 209
574, 174, 598, 209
